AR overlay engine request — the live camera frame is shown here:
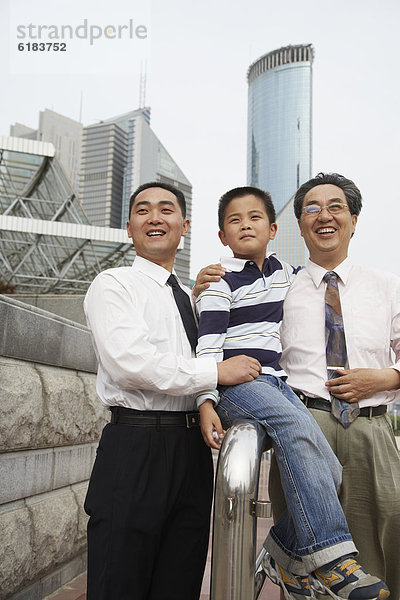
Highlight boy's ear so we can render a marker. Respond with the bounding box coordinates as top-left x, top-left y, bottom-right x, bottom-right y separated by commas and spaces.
218, 229, 229, 246
269, 222, 278, 240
